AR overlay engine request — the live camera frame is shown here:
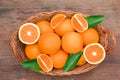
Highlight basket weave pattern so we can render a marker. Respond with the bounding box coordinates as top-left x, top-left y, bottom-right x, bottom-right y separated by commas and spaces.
10, 11, 116, 76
